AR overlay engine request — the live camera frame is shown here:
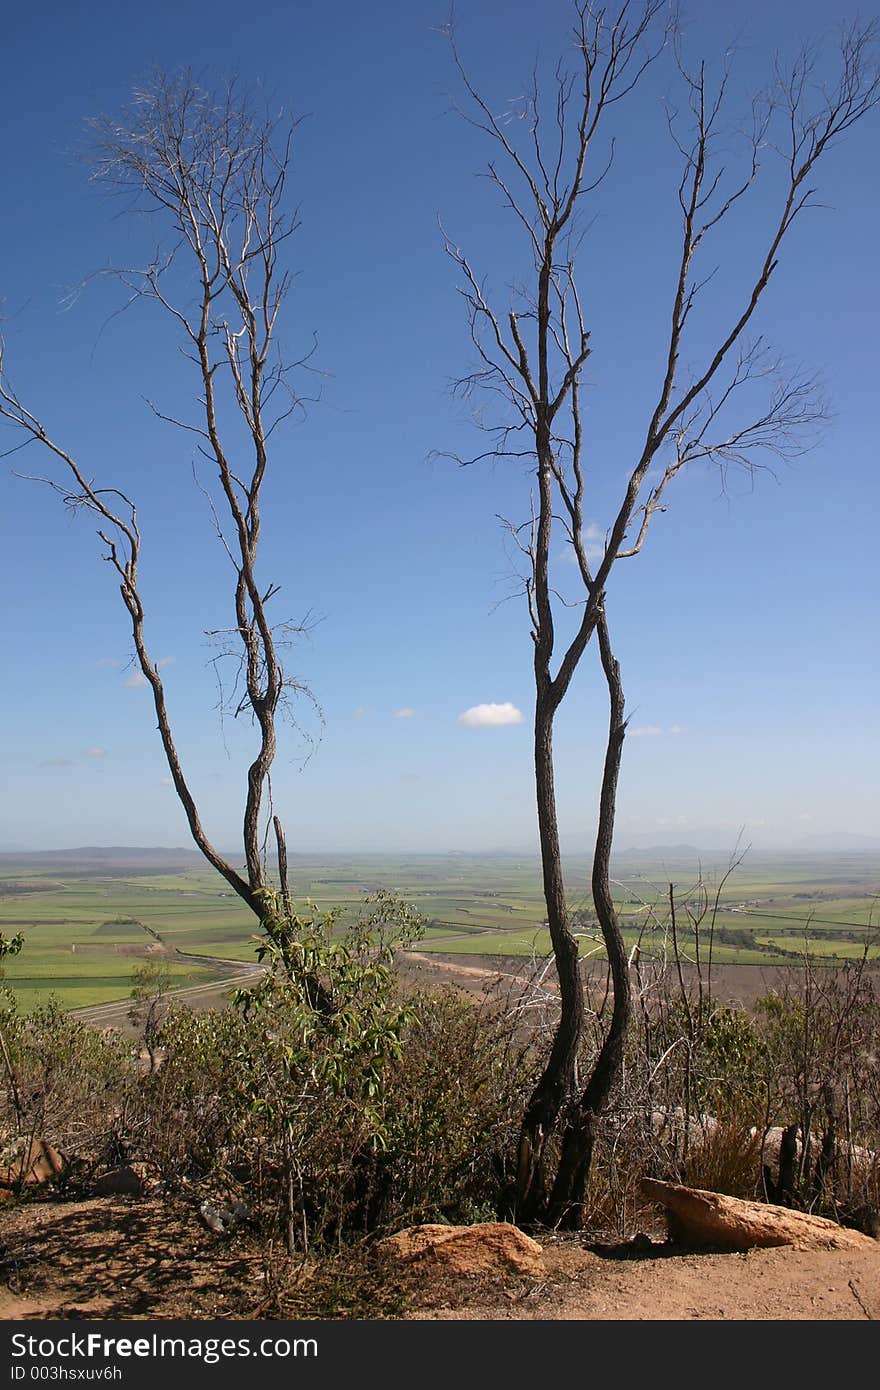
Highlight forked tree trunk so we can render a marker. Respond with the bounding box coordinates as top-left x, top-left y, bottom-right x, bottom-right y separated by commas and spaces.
548, 614, 630, 1228
515, 690, 585, 1221
516, 605, 631, 1229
